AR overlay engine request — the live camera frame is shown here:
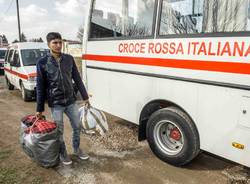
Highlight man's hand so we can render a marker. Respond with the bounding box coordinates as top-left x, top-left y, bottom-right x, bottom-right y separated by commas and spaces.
36, 112, 43, 119
82, 99, 90, 108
